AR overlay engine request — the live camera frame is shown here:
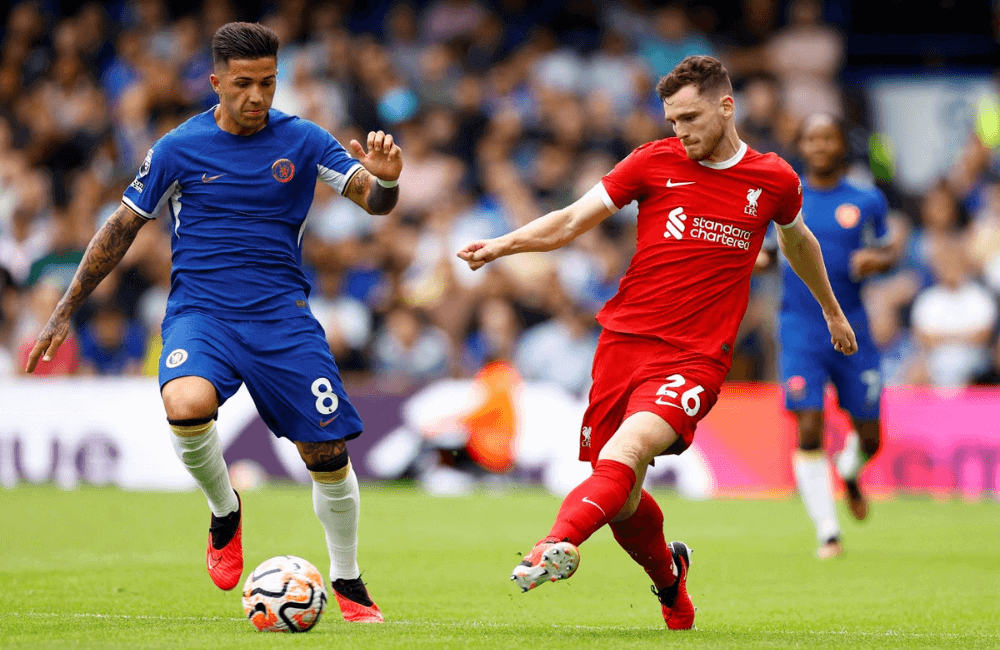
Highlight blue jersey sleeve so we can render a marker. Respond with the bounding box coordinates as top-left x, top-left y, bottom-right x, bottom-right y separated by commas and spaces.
313, 125, 363, 196
122, 140, 180, 219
